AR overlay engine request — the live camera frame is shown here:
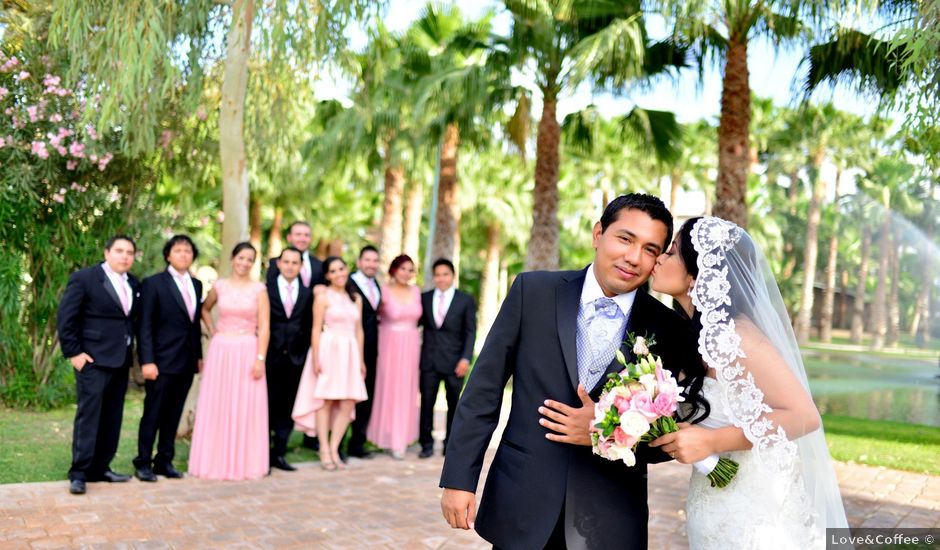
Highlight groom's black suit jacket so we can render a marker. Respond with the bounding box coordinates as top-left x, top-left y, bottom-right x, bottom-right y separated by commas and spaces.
440, 268, 698, 550
137, 270, 203, 374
